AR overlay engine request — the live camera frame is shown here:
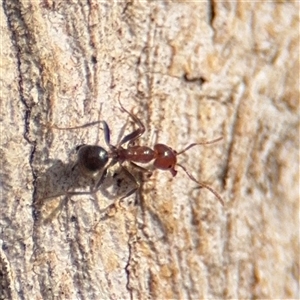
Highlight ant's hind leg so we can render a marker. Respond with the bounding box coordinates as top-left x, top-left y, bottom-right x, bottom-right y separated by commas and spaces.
47, 120, 112, 149
50, 121, 104, 131
94, 167, 109, 190
101, 121, 113, 149
117, 94, 145, 147
91, 165, 139, 219
117, 165, 141, 206
94, 158, 118, 191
